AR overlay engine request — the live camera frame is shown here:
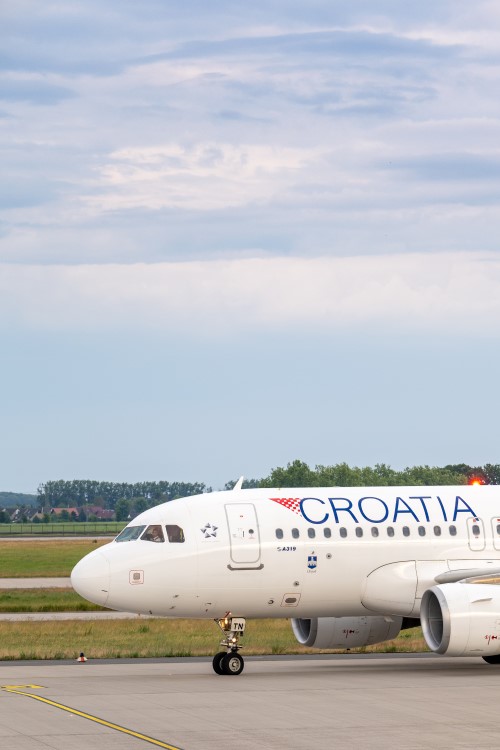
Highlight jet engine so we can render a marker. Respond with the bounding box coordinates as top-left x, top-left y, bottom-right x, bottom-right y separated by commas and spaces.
421, 583, 500, 657
291, 615, 403, 649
